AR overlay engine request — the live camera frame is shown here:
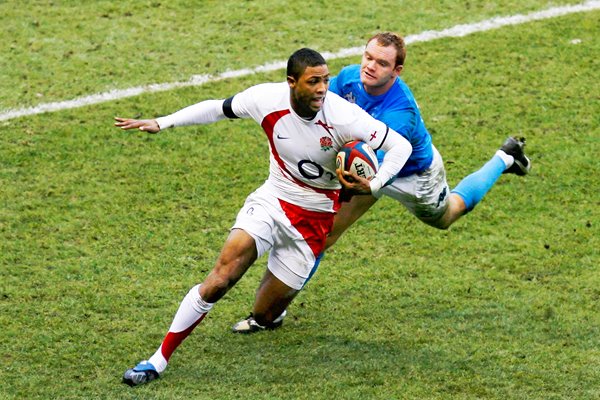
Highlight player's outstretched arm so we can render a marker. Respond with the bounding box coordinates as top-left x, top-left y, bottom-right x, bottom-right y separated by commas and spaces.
114, 117, 160, 133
